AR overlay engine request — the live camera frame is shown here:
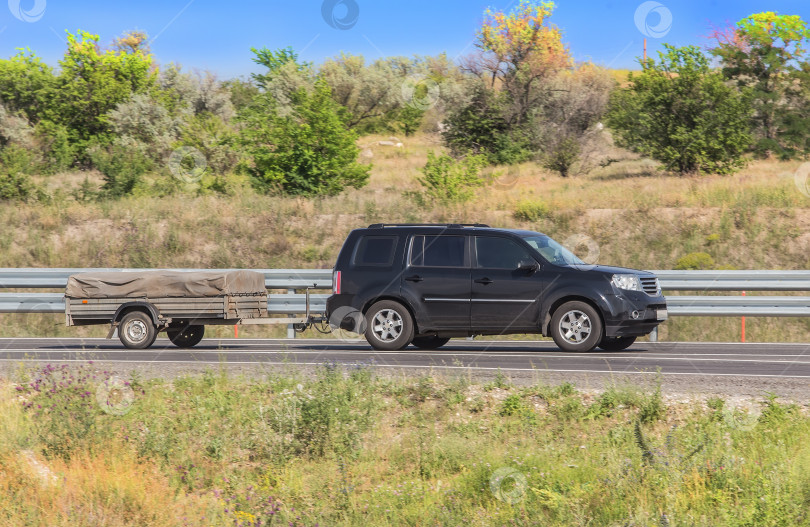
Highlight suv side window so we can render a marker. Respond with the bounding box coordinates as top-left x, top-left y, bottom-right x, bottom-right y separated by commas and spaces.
352, 236, 398, 267
410, 235, 466, 267
475, 236, 534, 269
